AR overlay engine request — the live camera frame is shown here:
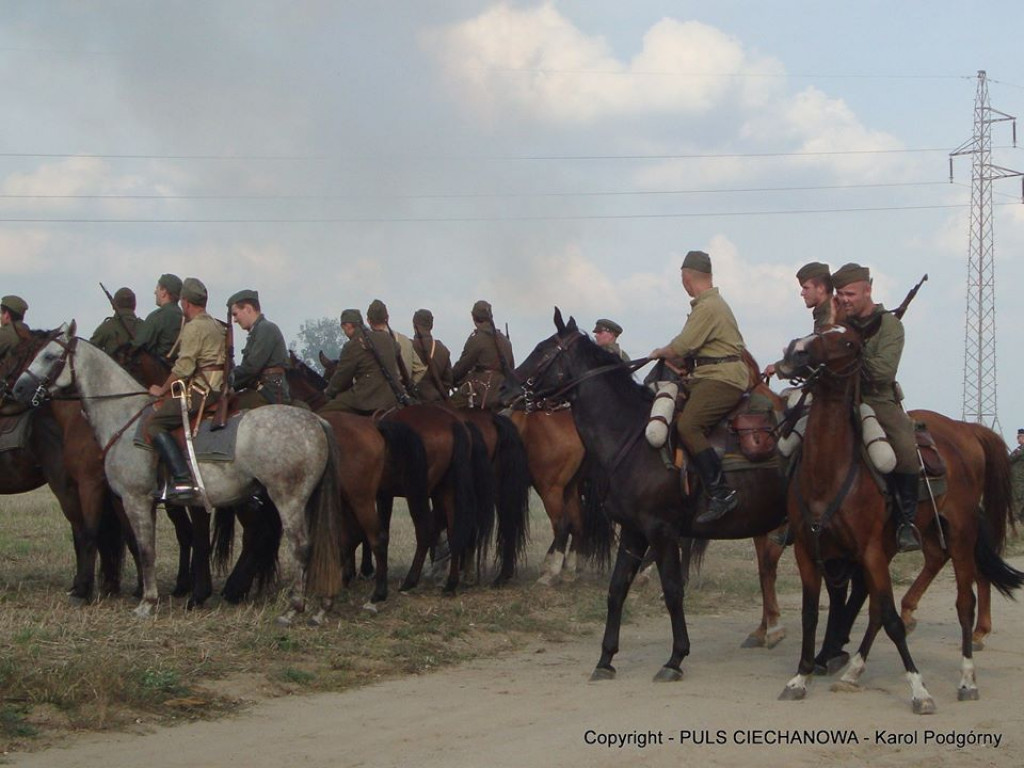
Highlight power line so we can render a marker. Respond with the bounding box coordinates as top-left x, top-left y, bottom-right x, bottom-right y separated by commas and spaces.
0, 180, 952, 202
0, 201, 1004, 225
